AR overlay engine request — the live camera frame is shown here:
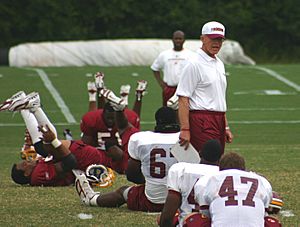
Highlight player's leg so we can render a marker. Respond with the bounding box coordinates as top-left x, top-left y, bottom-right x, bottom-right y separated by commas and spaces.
8, 92, 58, 138
87, 81, 97, 111
94, 71, 106, 109
132, 80, 147, 117
20, 109, 48, 158
75, 172, 129, 207
120, 84, 131, 107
